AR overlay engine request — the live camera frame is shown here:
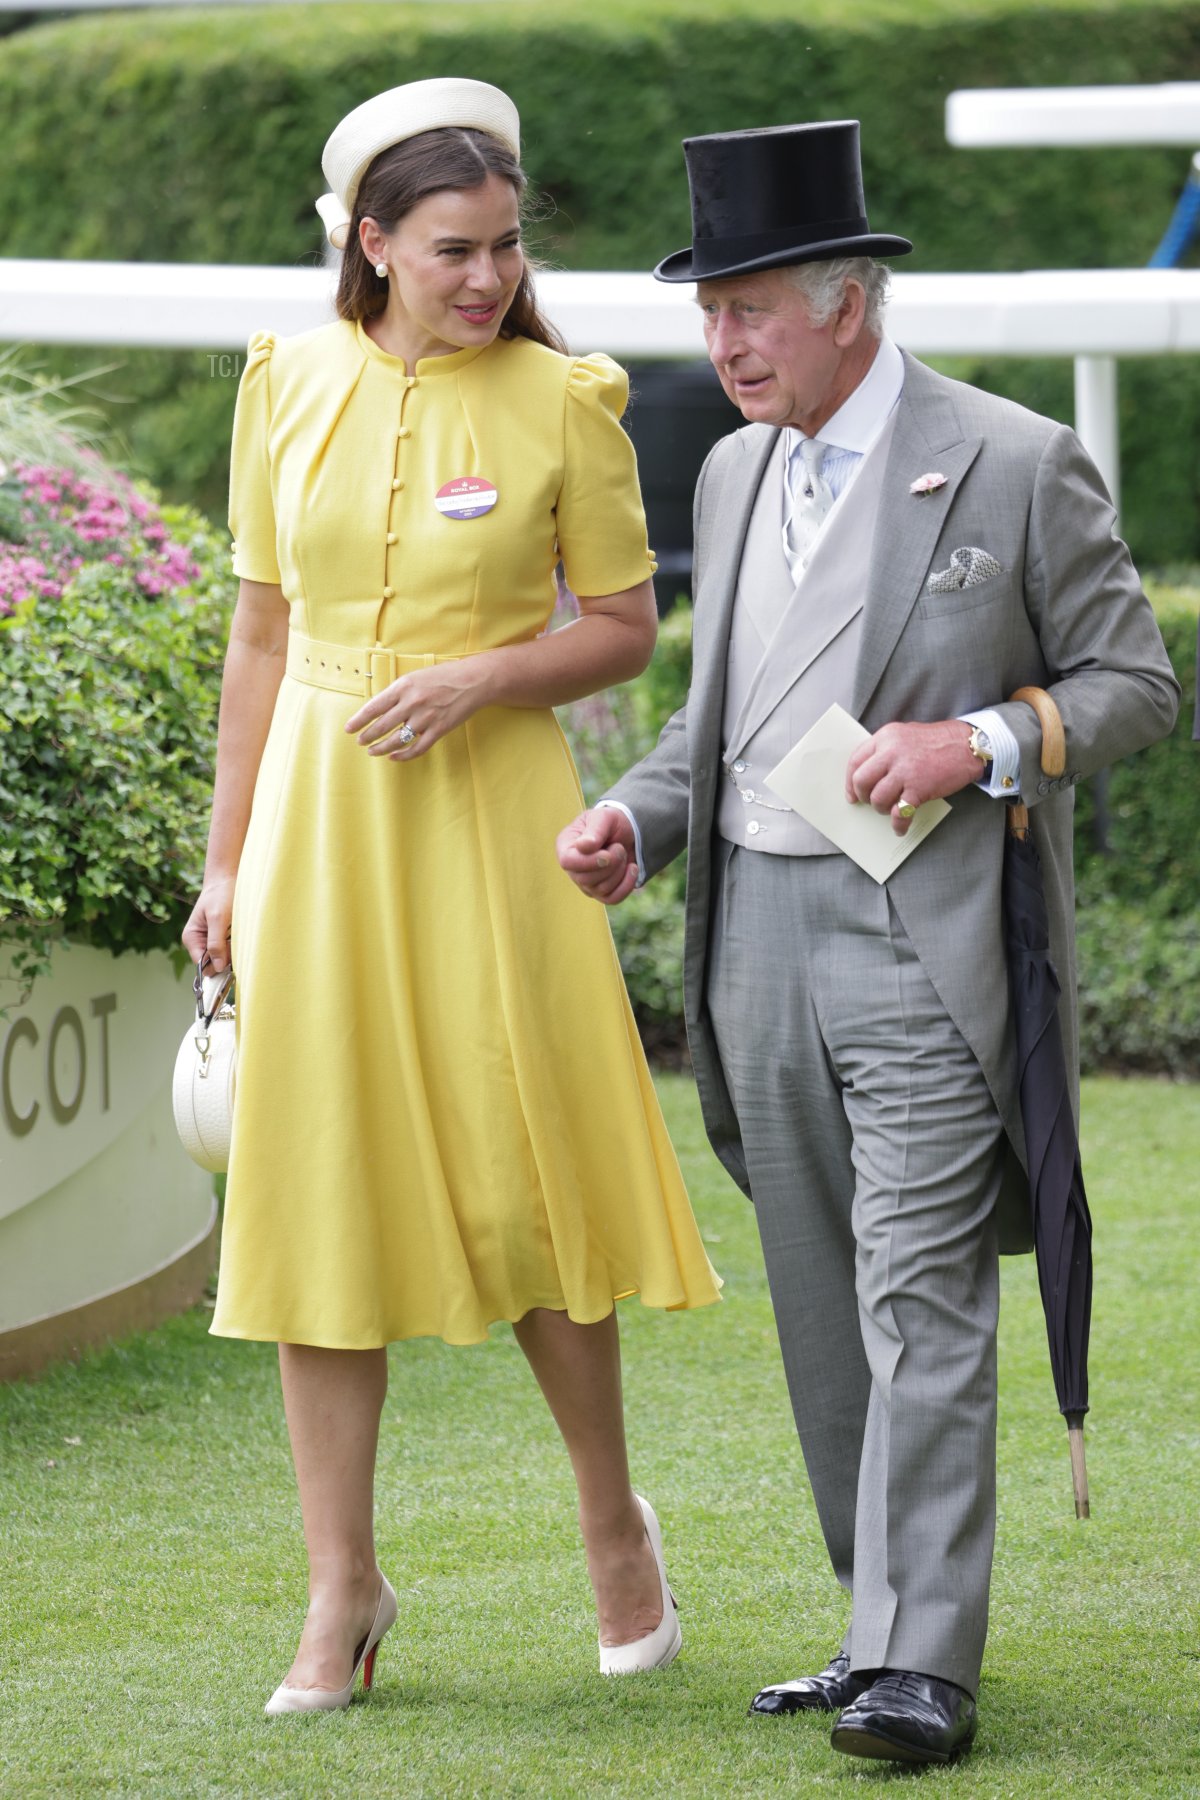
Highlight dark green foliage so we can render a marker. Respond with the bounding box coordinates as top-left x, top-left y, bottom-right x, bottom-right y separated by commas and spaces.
1075, 900, 1200, 1074
557, 600, 691, 1045
1073, 591, 1200, 918
1071, 587, 1200, 1074
0, 507, 235, 994
5, 1, 1198, 271
5, 0, 1200, 547
105, 349, 243, 525
606, 878, 688, 1053
630, 596, 693, 743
